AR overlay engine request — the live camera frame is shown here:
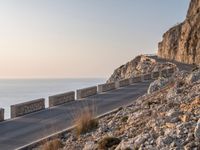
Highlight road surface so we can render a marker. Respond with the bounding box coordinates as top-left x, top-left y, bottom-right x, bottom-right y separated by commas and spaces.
0, 56, 194, 150
0, 81, 151, 150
